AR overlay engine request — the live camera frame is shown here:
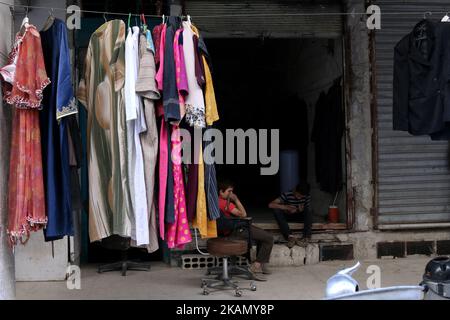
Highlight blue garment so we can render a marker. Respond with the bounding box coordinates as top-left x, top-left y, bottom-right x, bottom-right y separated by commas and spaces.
40, 19, 77, 241
146, 30, 155, 54
163, 17, 181, 123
